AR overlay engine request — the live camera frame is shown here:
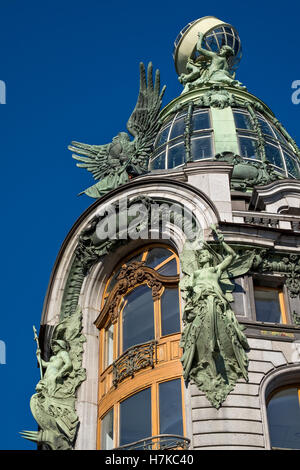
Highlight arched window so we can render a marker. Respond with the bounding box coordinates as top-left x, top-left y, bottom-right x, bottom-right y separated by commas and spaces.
267, 386, 300, 449
97, 245, 181, 370
96, 245, 188, 450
